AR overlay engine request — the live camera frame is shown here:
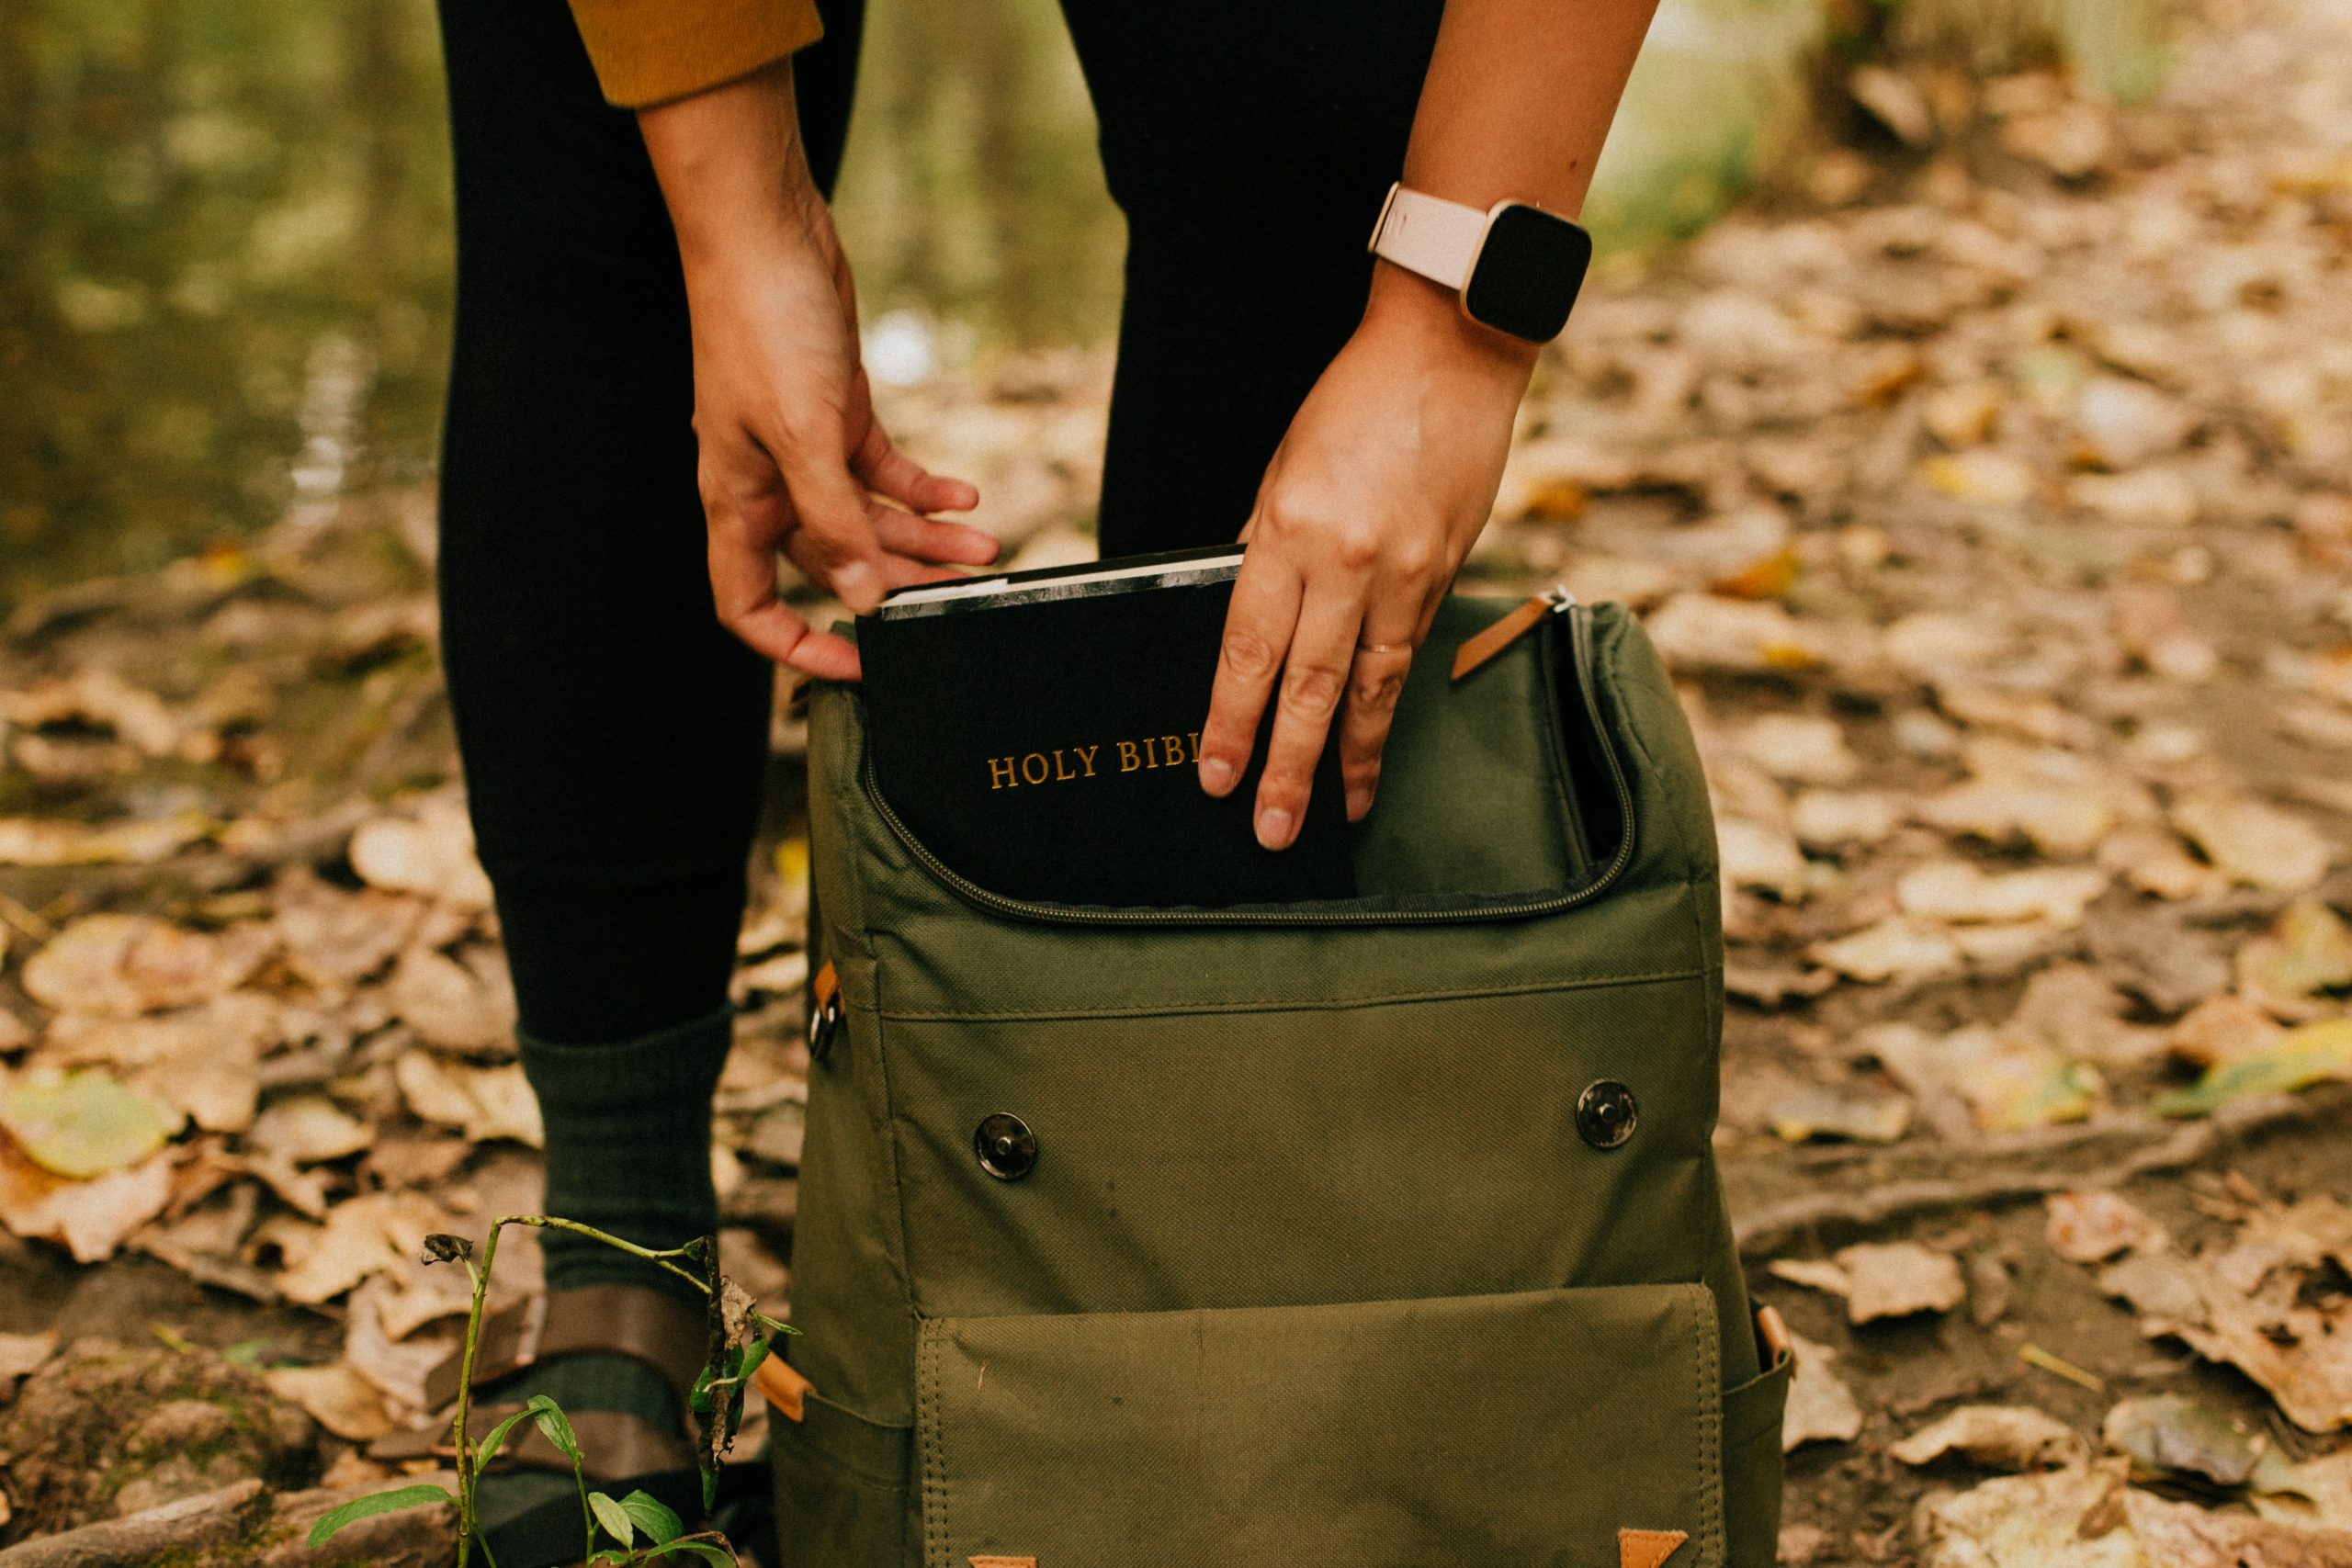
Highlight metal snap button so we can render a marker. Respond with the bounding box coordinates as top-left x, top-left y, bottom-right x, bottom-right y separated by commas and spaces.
1577, 1080, 1638, 1150
975, 1112, 1037, 1180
